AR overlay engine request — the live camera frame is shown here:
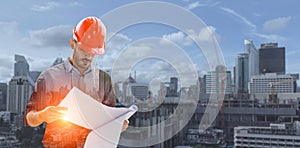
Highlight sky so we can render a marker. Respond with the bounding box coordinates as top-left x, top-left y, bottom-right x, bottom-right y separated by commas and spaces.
0, 0, 299, 85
